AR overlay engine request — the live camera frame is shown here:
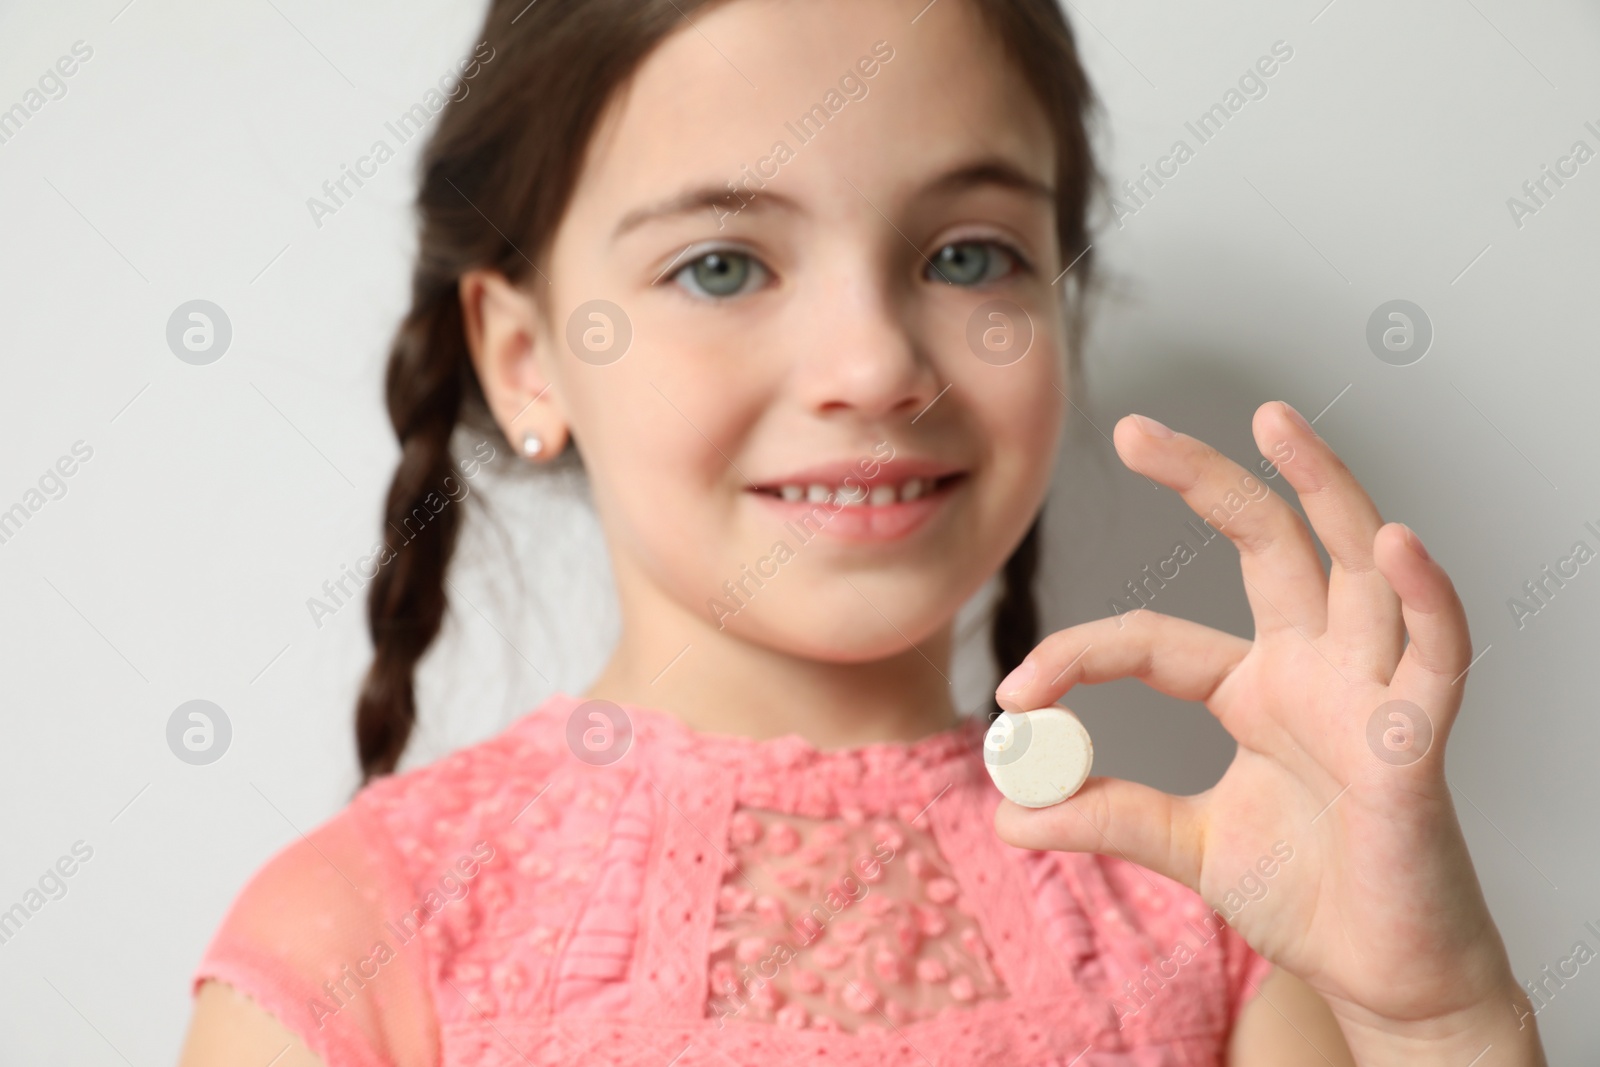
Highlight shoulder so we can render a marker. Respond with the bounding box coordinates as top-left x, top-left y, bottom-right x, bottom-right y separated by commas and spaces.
187, 697, 579, 1066
189, 788, 436, 1067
